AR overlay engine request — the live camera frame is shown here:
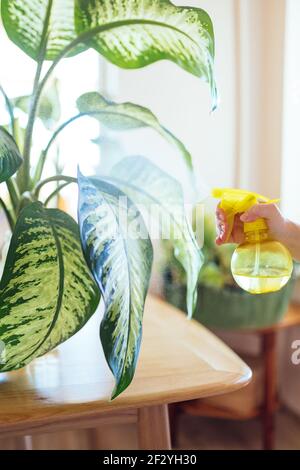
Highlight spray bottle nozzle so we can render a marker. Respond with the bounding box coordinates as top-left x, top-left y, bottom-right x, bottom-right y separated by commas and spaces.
212, 188, 279, 242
